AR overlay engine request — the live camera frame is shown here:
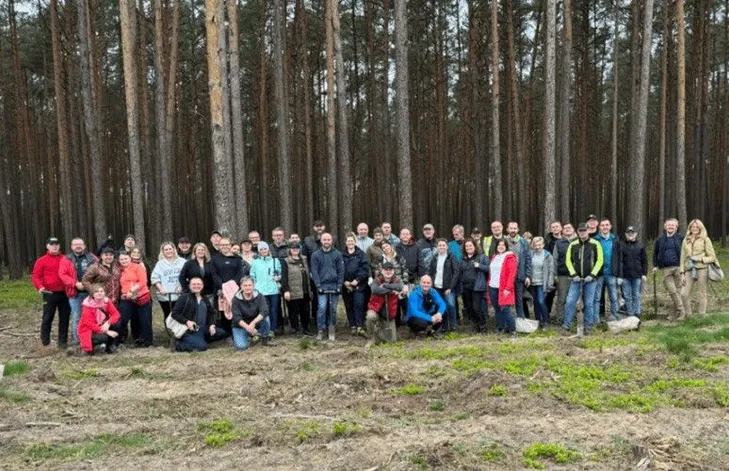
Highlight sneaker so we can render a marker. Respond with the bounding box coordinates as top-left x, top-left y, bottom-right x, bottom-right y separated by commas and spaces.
357, 327, 367, 337
316, 330, 324, 341
261, 337, 276, 347
350, 326, 357, 336
328, 325, 336, 342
